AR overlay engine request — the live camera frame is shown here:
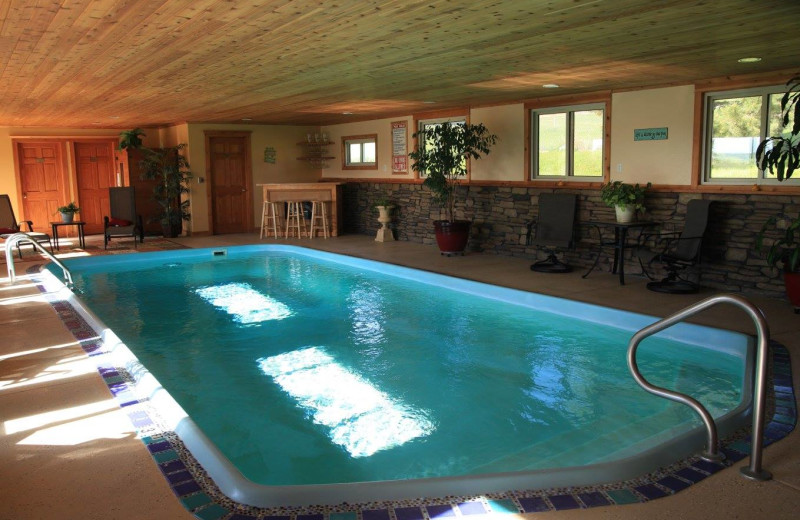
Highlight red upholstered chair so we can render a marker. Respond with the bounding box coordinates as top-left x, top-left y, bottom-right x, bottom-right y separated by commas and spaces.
103, 187, 144, 249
